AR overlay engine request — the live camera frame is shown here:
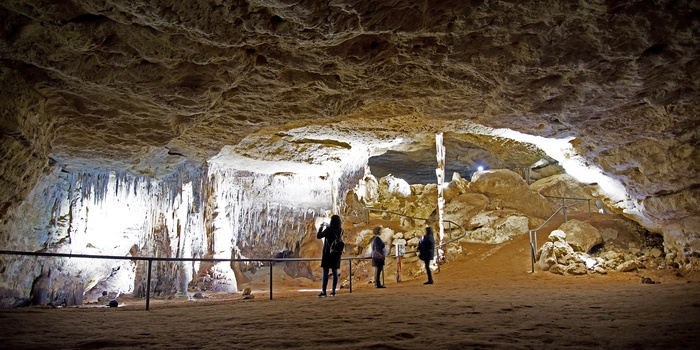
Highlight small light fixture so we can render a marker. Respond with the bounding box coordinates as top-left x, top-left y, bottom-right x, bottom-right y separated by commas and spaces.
477, 166, 484, 172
